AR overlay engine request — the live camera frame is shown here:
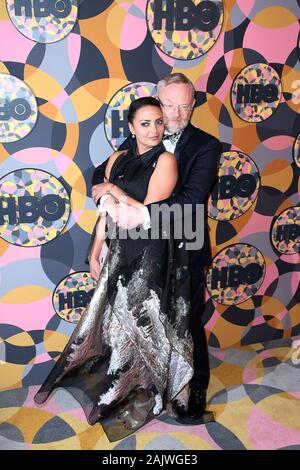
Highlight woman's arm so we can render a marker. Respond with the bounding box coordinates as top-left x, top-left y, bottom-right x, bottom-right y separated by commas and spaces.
104, 151, 177, 213
105, 151, 178, 208
105, 183, 144, 208
143, 151, 178, 205
88, 212, 107, 281
88, 150, 129, 279
103, 151, 178, 231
